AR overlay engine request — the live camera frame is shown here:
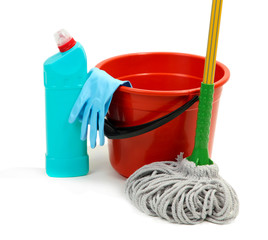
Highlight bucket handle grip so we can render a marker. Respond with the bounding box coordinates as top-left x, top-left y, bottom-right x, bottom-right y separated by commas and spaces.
104, 95, 199, 139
